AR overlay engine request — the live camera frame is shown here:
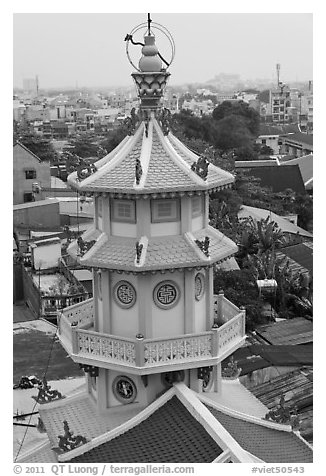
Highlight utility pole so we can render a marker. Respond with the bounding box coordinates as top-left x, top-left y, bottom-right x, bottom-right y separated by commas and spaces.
276, 63, 280, 88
